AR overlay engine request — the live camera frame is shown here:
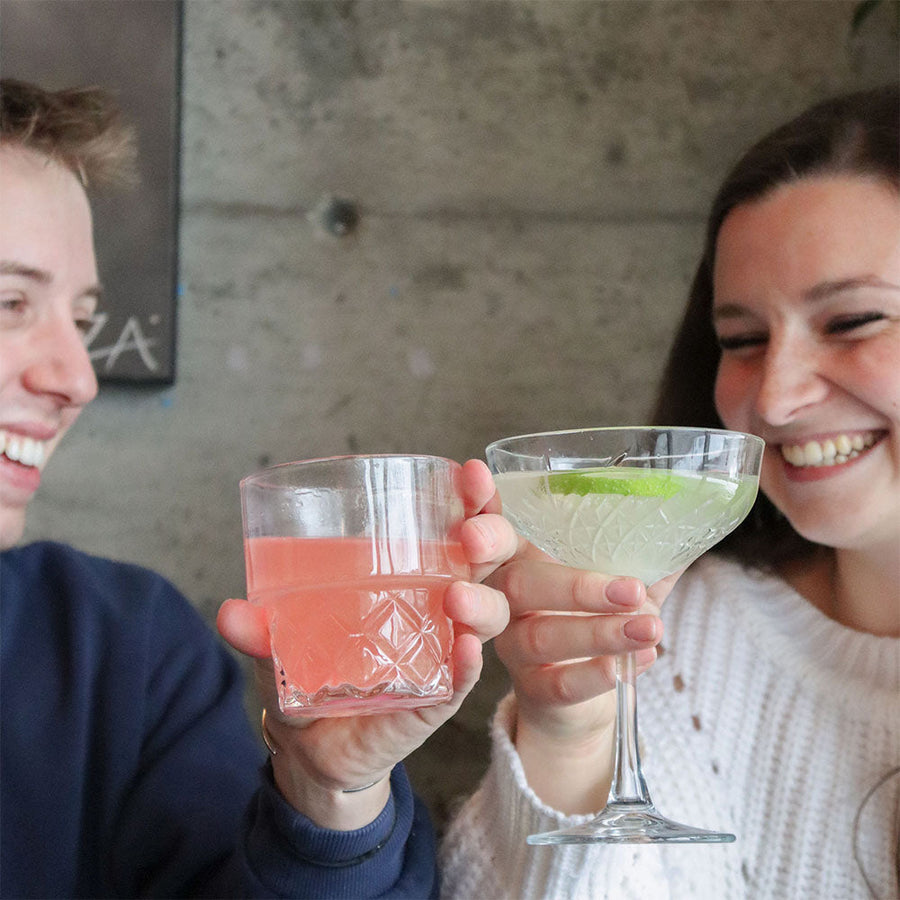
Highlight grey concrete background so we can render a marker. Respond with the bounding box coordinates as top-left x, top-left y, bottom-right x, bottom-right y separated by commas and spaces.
21, 0, 898, 832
